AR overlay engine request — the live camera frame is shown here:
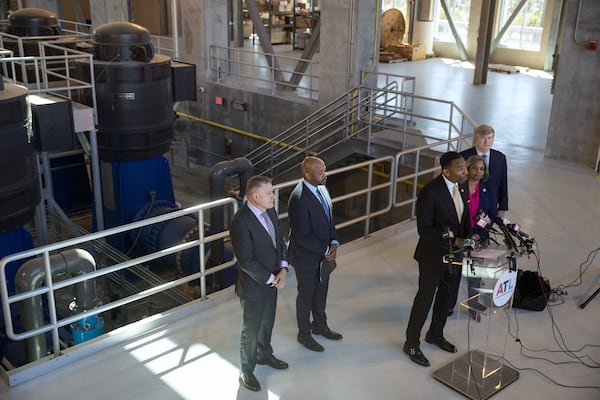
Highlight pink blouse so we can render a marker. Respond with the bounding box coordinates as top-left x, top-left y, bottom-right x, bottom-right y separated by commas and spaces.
468, 182, 480, 228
